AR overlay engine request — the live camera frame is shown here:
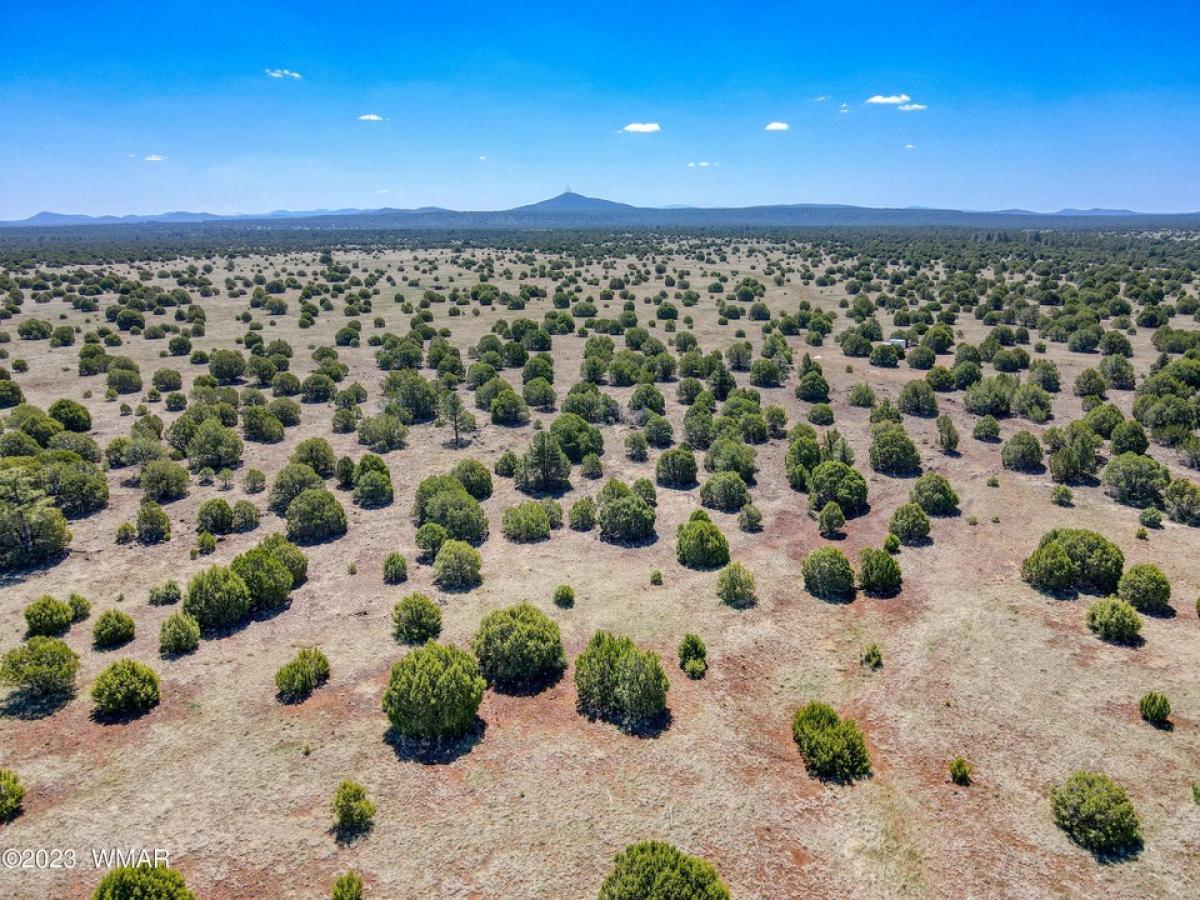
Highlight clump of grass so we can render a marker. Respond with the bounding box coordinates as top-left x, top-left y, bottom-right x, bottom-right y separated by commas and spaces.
948, 756, 972, 785
860, 643, 882, 670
